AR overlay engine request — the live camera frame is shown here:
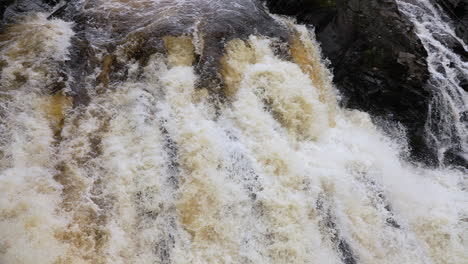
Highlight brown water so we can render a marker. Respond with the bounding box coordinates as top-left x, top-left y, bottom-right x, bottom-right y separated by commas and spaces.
0, 1, 466, 264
